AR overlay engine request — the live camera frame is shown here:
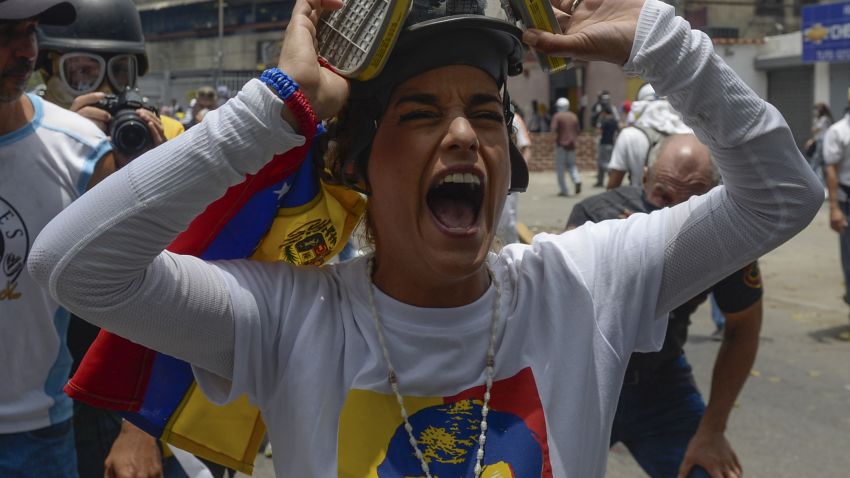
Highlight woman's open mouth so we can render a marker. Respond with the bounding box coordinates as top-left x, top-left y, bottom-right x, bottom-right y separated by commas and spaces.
426, 172, 485, 234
